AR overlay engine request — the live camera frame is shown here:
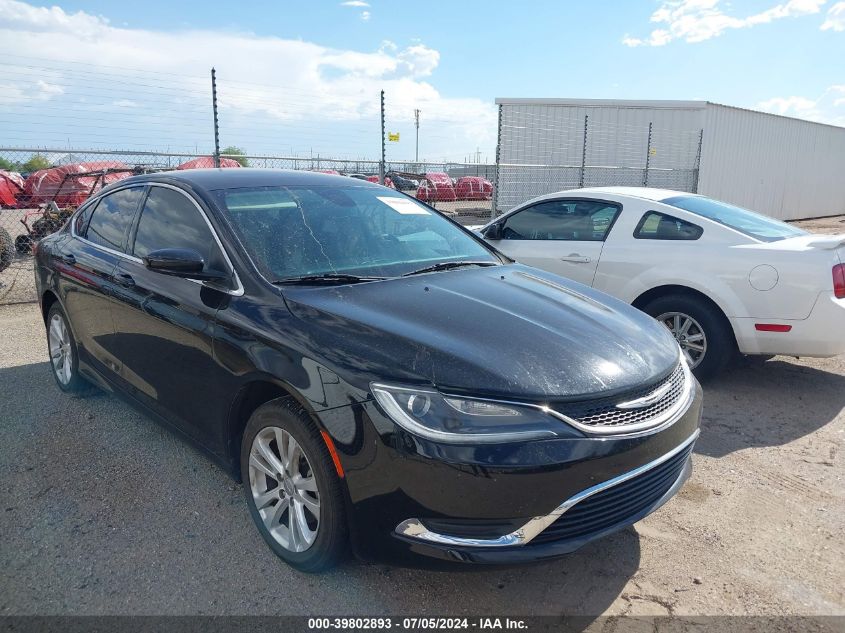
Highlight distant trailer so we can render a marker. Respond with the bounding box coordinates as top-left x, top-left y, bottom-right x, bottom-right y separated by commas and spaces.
494, 98, 845, 221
